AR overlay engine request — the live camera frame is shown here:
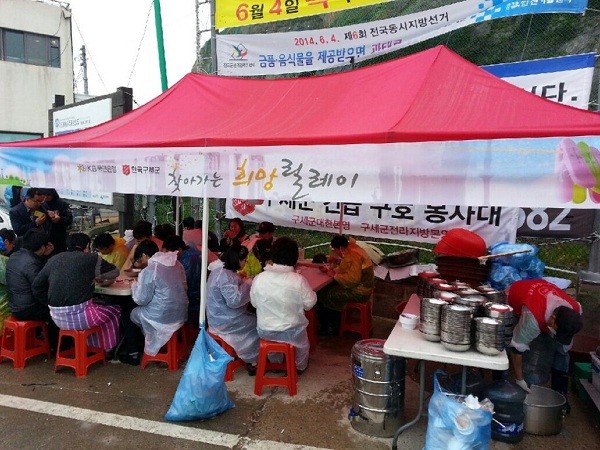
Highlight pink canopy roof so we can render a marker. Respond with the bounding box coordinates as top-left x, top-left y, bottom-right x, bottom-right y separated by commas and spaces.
9, 45, 600, 148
